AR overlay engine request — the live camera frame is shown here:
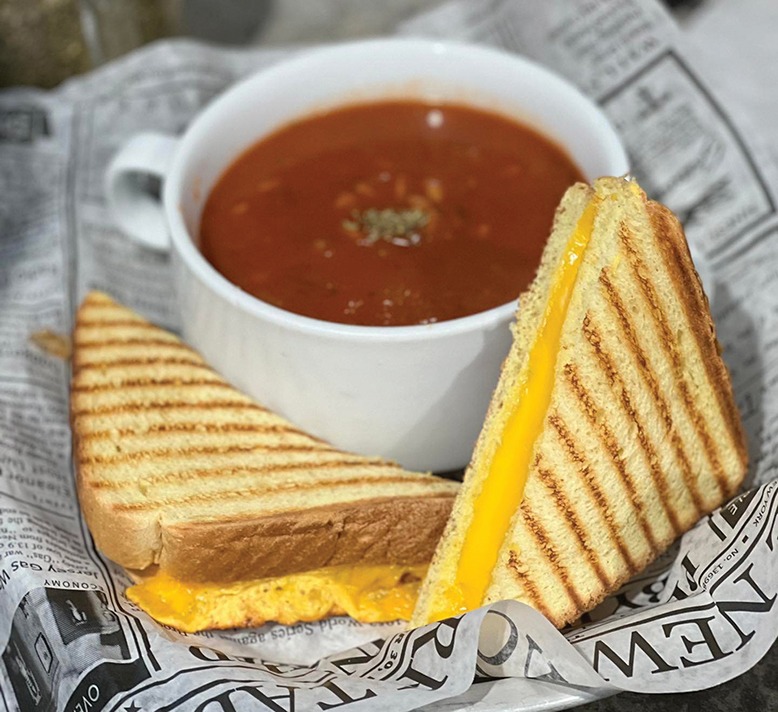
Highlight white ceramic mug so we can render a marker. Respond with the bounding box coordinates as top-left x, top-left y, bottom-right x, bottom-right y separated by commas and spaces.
105, 38, 629, 472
